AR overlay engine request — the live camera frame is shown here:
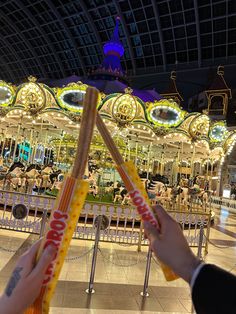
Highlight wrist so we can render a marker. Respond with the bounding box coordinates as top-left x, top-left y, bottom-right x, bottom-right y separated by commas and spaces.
0, 295, 18, 314
182, 256, 202, 283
